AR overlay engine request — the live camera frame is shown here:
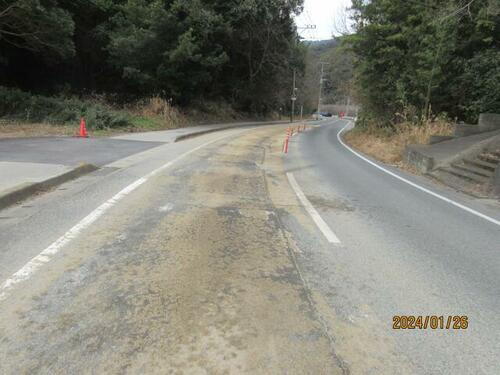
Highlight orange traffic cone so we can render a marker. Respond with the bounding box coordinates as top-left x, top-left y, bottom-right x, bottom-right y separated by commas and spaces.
77, 117, 89, 138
